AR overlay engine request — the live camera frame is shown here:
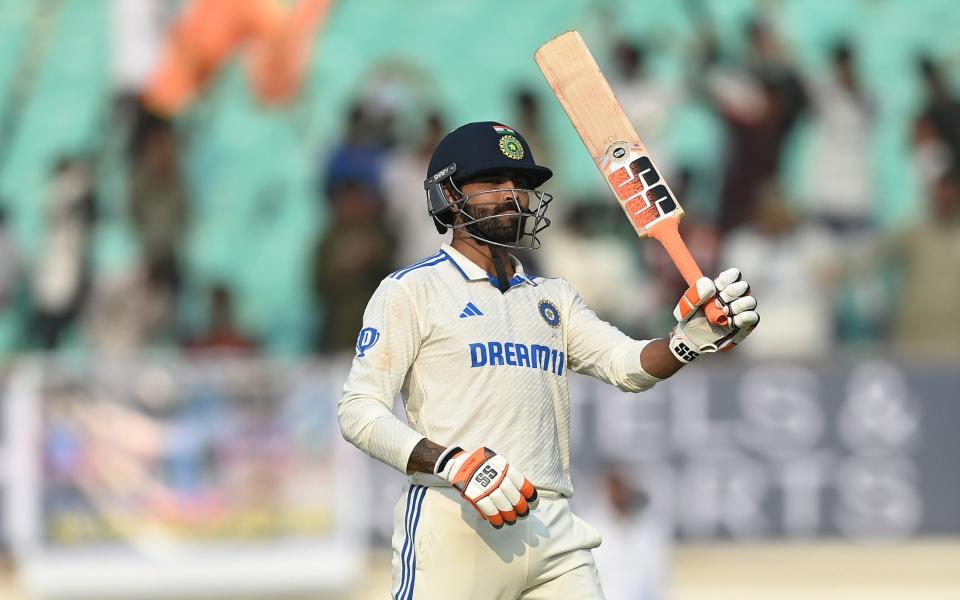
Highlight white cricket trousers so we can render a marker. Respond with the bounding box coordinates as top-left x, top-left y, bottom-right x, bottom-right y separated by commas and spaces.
391, 484, 605, 600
